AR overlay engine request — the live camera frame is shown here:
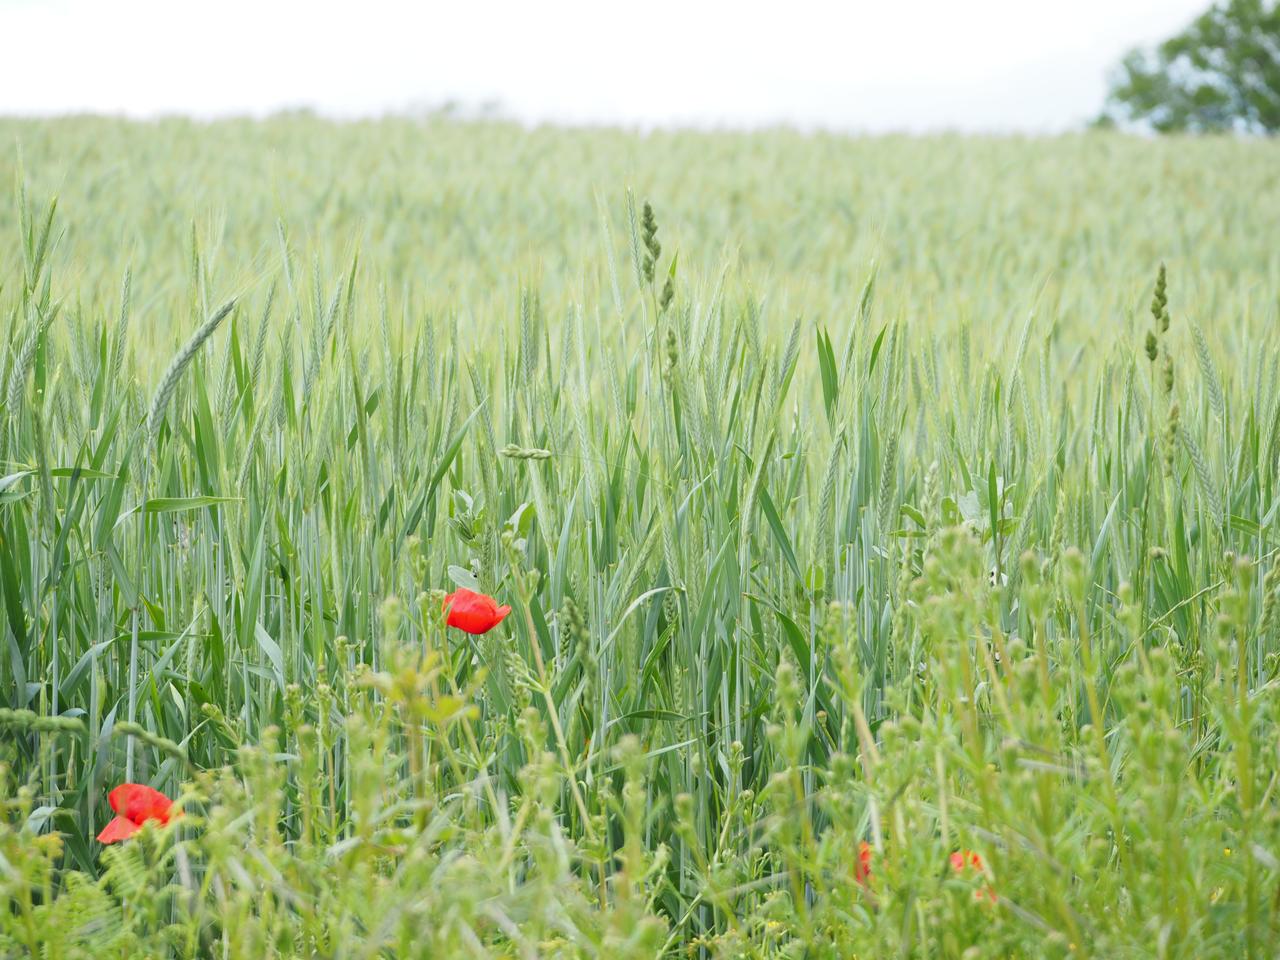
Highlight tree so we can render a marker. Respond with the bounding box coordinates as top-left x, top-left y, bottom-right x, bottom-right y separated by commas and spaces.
1101, 0, 1280, 133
